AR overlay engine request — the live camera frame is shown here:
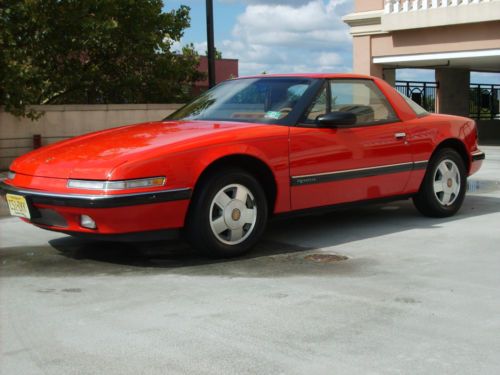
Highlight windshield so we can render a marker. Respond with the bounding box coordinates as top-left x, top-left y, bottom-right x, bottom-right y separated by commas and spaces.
167, 77, 317, 123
